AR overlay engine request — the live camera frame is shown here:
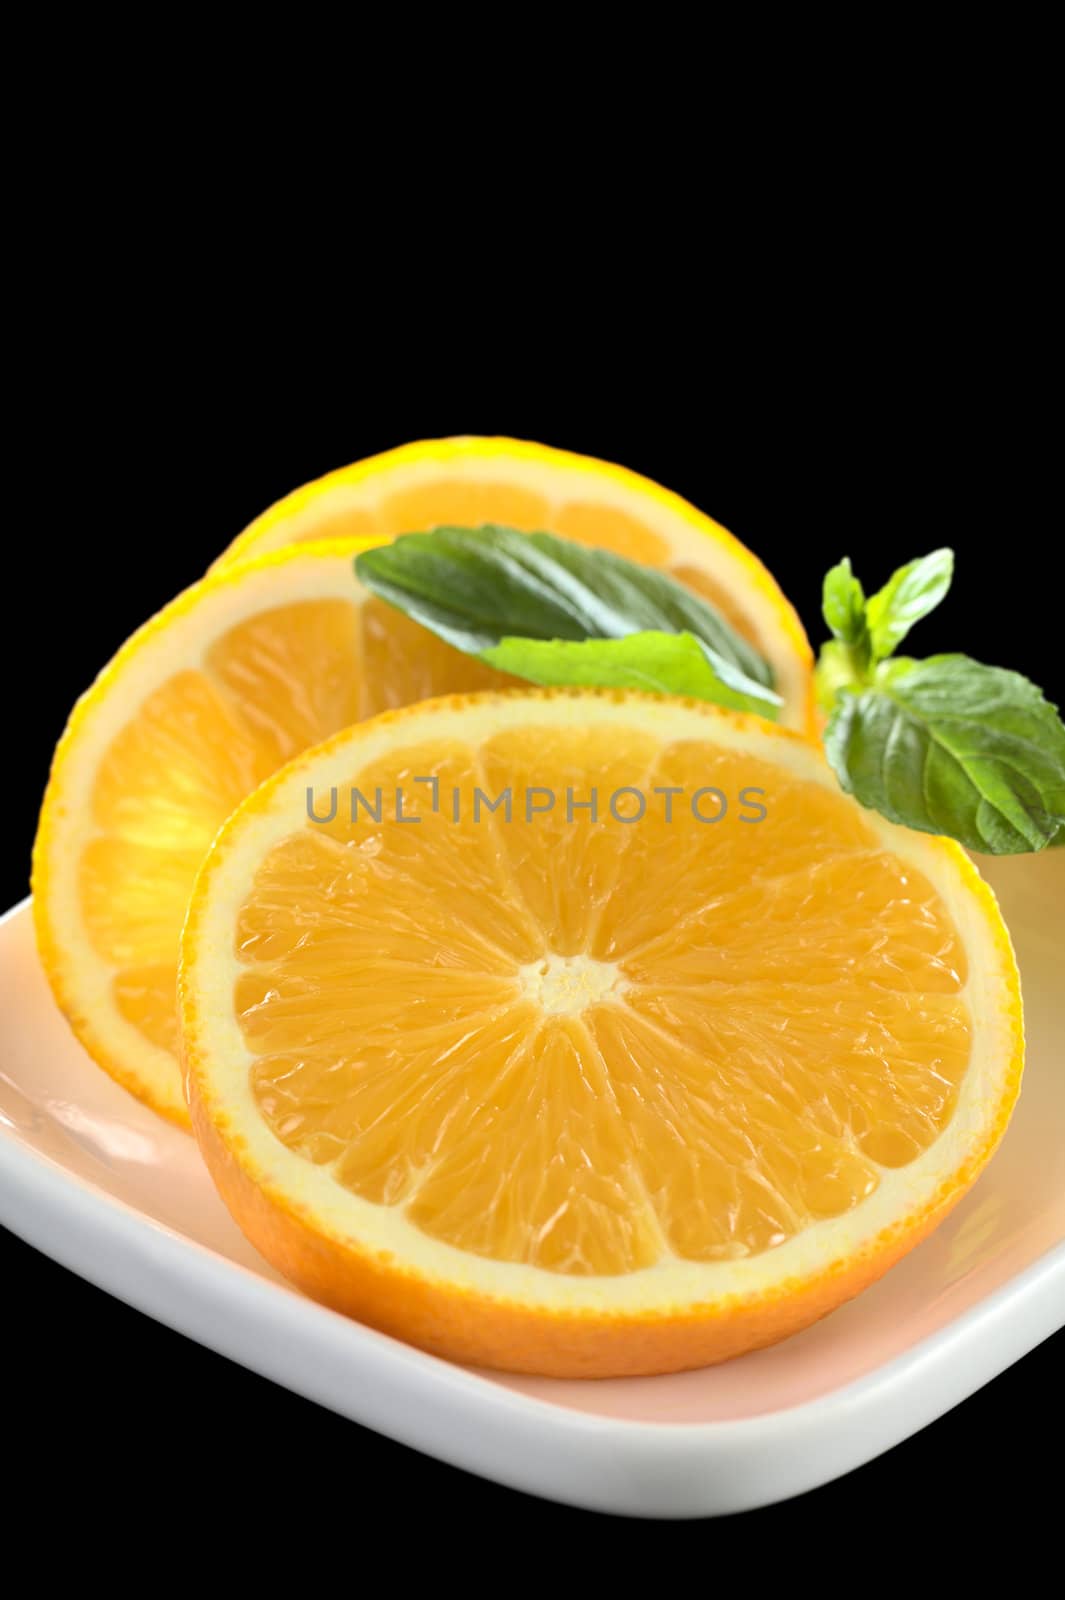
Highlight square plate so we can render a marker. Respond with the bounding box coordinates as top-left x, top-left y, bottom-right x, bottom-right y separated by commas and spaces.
2, 851, 1062, 1519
